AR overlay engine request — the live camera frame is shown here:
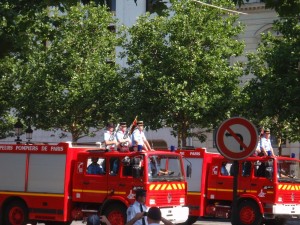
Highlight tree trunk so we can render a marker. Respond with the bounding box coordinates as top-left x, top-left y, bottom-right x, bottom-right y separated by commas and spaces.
180, 120, 188, 148
277, 137, 282, 156
177, 129, 182, 148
